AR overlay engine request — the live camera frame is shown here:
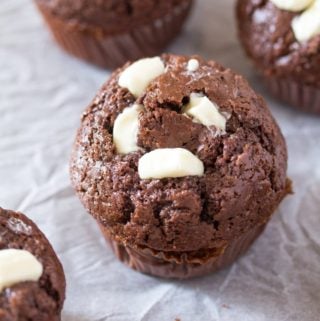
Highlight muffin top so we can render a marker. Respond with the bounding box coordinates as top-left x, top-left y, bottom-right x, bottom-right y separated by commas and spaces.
237, 0, 320, 87
70, 54, 289, 253
36, 0, 191, 32
0, 208, 65, 321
